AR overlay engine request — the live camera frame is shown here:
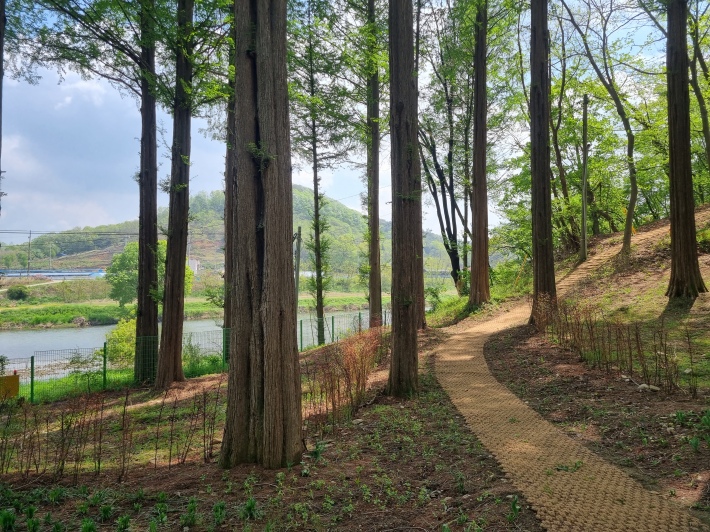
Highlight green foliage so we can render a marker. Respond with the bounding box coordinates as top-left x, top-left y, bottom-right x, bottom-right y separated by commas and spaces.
105, 319, 137, 365
7, 285, 29, 301
105, 241, 193, 307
